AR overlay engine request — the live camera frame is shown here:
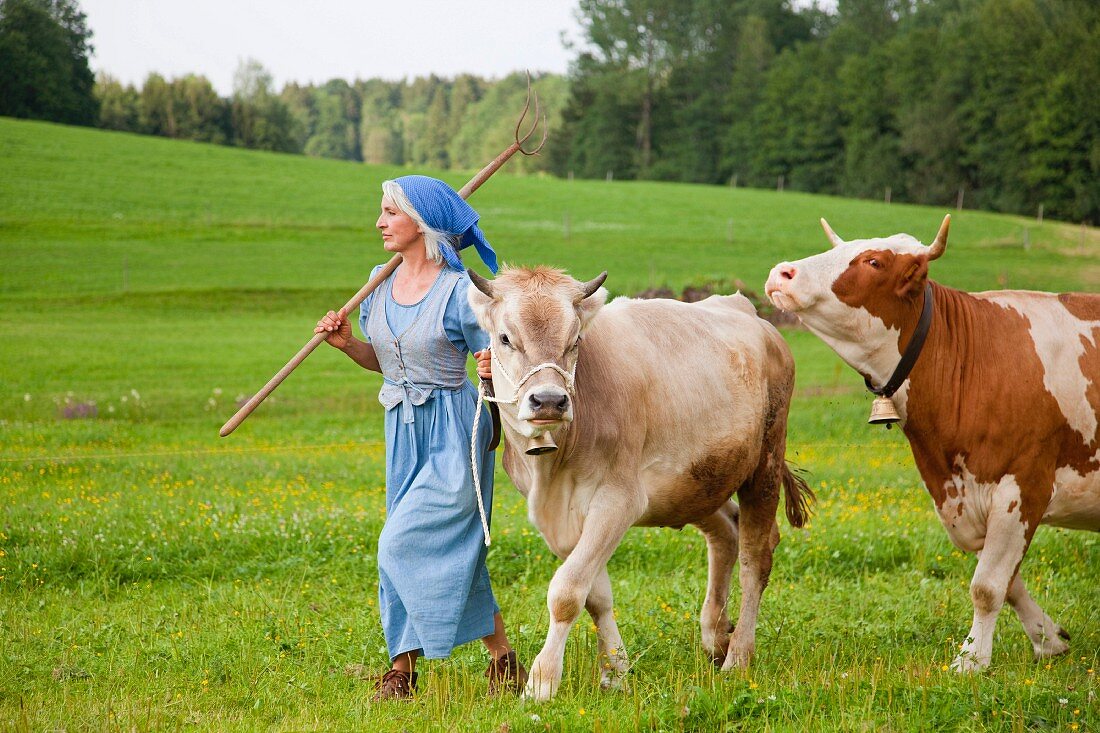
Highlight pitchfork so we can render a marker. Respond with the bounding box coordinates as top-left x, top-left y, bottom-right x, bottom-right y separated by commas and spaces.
219, 76, 547, 437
